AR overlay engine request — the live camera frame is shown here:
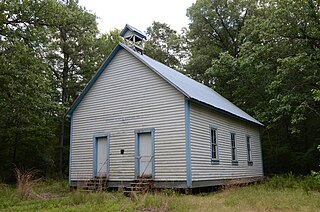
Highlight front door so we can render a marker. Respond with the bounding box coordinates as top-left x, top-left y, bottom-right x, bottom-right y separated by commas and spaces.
96, 137, 108, 177
138, 132, 152, 178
